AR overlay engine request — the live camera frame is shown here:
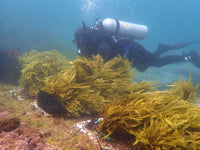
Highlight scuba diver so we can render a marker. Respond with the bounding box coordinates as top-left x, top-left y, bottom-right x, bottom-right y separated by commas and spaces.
73, 18, 200, 72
